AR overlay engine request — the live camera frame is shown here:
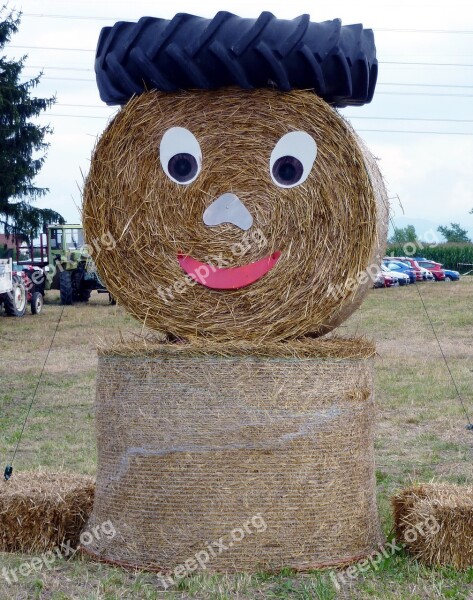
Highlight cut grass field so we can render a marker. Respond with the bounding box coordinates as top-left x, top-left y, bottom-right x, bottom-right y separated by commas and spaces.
1, 279, 472, 599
